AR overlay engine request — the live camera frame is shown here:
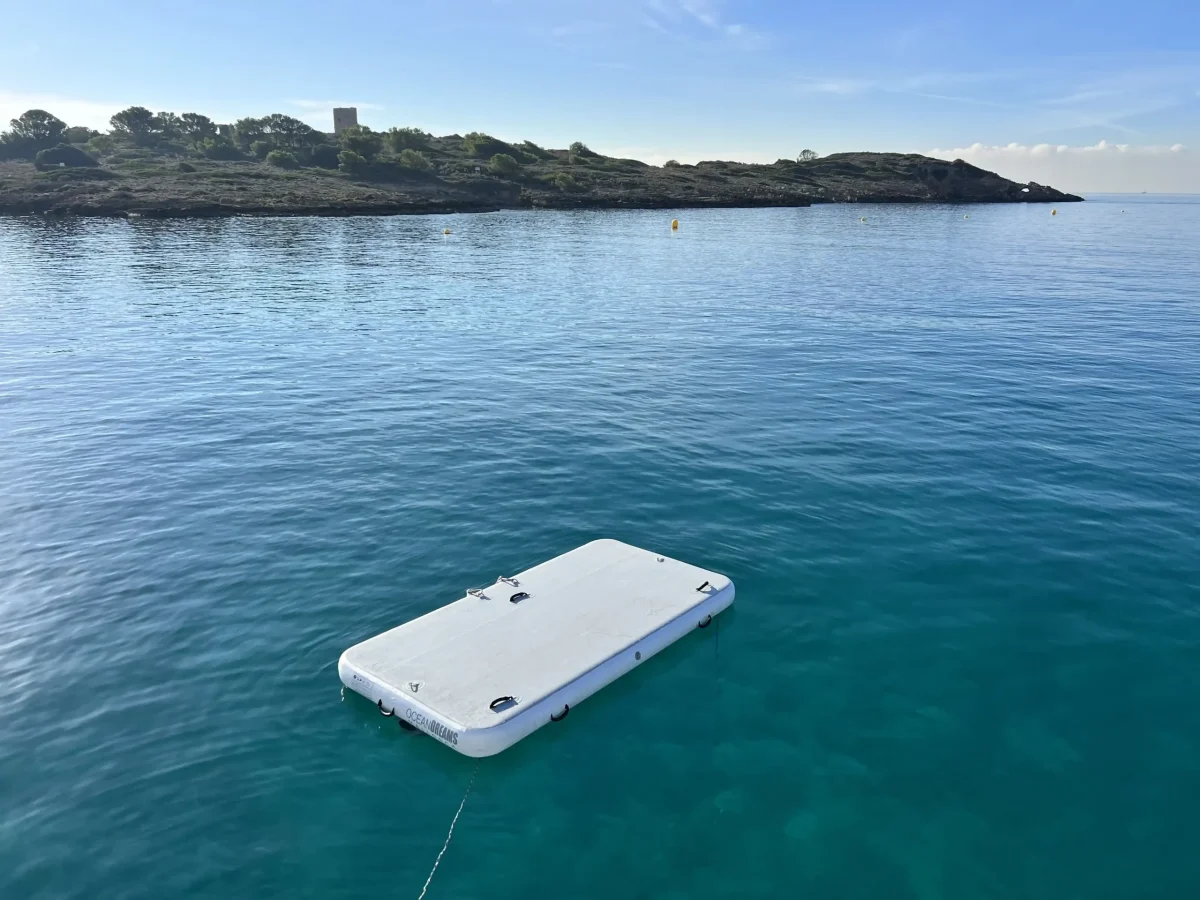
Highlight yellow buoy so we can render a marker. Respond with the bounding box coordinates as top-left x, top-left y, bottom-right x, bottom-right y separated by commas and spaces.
1051, 210, 1057, 216
443, 228, 451, 234
671, 219, 679, 230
